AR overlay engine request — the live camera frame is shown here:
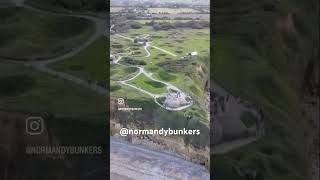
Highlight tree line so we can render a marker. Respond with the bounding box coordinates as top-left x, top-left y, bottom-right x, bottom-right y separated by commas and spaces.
146, 20, 209, 30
